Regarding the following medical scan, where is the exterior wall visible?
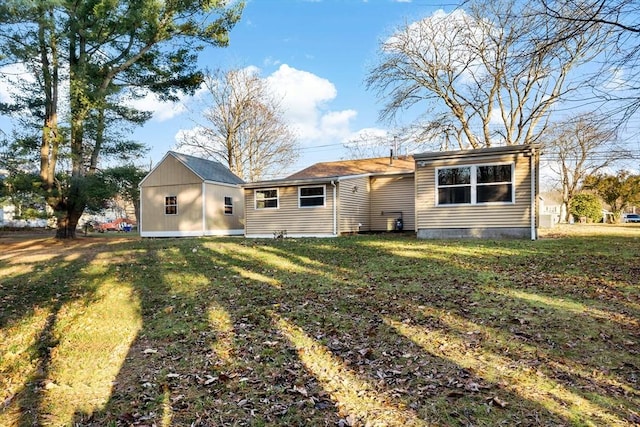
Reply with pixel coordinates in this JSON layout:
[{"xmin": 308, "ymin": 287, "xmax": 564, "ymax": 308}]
[
  {"xmin": 244, "ymin": 184, "xmax": 336, "ymax": 237},
  {"xmin": 142, "ymin": 154, "xmax": 202, "ymax": 187},
  {"xmin": 140, "ymin": 183, "xmax": 203, "ymax": 235},
  {"xmin": 338, "ymin": 176, "xmax": 371, "ymax": 233},
  {"xmin": 415, "ymin": 151, "xmax": 533, "ymax": 238},
  {"xmin": 370, "ymin": 174, "xmax": 415, "ymax": 231},
  {"xmin": 204, "ymin": 183, "xmax": 244, "ymax": 235},
  {"xmin": 140, "ymin": 156, "xmax": 244, "ymax": 237}
]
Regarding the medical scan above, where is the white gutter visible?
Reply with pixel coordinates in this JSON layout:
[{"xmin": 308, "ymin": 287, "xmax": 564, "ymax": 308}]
[
  {"xmin": 139, "ymin": 186, "xmax": 143, "ymax": 235},
  {"xmin": 202, "ymin": 182, "xmax": 206, "ymax": 236},
  {"xmin": 529, "ymin": 147, "xmax": 536, "ymax": 241},
  {"xmin": 331, "ymin": 180, "xmax": 337, "ymax": 236}
]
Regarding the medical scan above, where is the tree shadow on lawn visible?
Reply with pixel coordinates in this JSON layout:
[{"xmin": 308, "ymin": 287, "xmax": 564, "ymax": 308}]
[
  {"xmin": 351, "ymin": 236, "xmax": 640, "ymax": 423},
  {"xmin": 74, "ymin": 236, "xmax": 624, "ymax": 426},
  {"xmin": 0, "ymin": 238, "xmax": 123, "ymax": 426}
]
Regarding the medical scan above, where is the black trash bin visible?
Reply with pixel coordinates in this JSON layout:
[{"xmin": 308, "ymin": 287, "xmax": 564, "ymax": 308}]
[{"xmin": 395, "ymin": 217, "xmax": 404, "ymax": 231}]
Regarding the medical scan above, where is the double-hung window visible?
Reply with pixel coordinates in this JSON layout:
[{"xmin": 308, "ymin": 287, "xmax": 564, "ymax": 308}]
[
  {"xmin": 299, "ymin": 185, "xmax": 325, "ymax": 208},
  {"xmin": 476, "ymin": 164, "xmax": 513, "ymax": 203},
  {"xmin": 436, "ymin": 163, "xmax": 513, "ymax": 205},
  {"xmin": 255, "ymin": 189, "xmax": 278, "ymax": 209},
  {"xmin": 165, "ymin": 196, "xmax": 178, "ymax": 215},
  {"xmin": 437, "ymin": 167, "xmax": 471, "ymax": 204},
  {"xmin": 224, "ymin": 196, "xmax": 233, "ymax": 215}
]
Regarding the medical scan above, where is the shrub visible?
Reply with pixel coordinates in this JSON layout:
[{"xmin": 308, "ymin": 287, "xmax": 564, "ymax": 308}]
[{"xmin": 570, "ymin": 193, "xmax": 603, "ymax": 223}]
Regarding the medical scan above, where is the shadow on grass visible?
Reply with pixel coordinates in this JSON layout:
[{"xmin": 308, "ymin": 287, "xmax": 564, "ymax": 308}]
[
  {"xmin": 5, "ymin": 234, "xmax": 636, "ymax": 425},
  {"xmin": 0, "ymin": 238, "xmax": 115, "ymax": 425},
  {"xmin": 74, "ymin": 235, "xmax": 635, "ymax": 426}
]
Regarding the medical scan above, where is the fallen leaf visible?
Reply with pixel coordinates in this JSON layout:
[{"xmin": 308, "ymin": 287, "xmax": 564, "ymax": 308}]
[
  {"xmin": 292, "ymin": 385, "xmax": 308, "ymax": 397},
  {"xmin": 489, "ymin": 396, "xmax": 508, "ymax": 408}
]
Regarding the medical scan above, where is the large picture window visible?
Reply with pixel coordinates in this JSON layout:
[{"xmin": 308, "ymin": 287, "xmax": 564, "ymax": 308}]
[
  {"xmin": 255, "ymin": 189, "xmax": 278, "ymax": 209},
  {"xmin": 299, "ymin": 185, "xmax": 326, "ymax": 207},
  {"xmin": 436, "ymin": 163, "xmax": 513, "ymax": 205},
  {"xmin": 165, "ymin": 196, "xmax": 178, "ymax": 215}
]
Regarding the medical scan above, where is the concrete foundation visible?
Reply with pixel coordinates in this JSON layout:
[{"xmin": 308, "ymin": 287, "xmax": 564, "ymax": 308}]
[{"xmin": 417, "ymin": 227, "xmax": 534, "ymax": 239}]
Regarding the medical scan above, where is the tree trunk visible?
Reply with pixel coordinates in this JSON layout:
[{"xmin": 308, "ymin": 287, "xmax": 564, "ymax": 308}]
[{"xmin": 55, "ymin": 208, "xmax": 83, "ymax": 239}]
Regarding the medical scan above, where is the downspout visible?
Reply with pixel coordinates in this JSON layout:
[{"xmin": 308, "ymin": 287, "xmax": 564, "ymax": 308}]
[
  {"xmin": 139, "ymin": 186, "xmax": 143, "ymax": 235},
  {"xmin": 202, "ymin": 182, "xmax": 206, "ymax": 236},
  {"xmin": 331, "ymin": 180, "xmax": 337, "ymax": 236},
  {"xmin": 529, "ymin": 147, "xmax": 537, "ymax": 241}
]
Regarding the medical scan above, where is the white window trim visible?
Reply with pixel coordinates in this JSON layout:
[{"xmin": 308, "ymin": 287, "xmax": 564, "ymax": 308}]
[
  {"xmin": 298, "ymin": 185, "xmax": 326, "ymax": 208},
  {"xmin": 254, "ymin": 188, "xmax": 279, "ymax": 210},
  {"xmin": 165, "ymin": 195, "xmax": 178, "ymax": 215},
  {"xmin": 435, "ymin": 162, "xmax": 515, "ymax": 206},
  {"xmin": 224, "ymin": 196, "xmax": 233, "ymax": 215}
]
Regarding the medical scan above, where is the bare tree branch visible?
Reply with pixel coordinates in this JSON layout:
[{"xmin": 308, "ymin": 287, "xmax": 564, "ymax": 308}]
[
  {"xmin": 177, "ymin": 68, "xmax": 299, "ymax": 181},
  {"xmin": 366, "ymin": 0, "xmax": 607, "ymax": 149}
]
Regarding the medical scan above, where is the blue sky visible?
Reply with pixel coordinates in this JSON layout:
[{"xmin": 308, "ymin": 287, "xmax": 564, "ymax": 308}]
[
  {"xmin": 131, "ymin": 0, "xmax": 458, "ymax": 174},
  {"xmin": 2, "ymin": 1, "xmax": 636, "ymax": 178}
]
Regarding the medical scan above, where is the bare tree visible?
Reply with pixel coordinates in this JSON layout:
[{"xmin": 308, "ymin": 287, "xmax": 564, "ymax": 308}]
[
  {"xmin": 541, "ymin": 114, "xmax": 629, "ymax": 222},
  {"xmin": 537, "ymin": 0, "xmax": 640, "ymax": 118},
  {"xmin": 177, "ymin": 68, "xmax": 299, "ymax": 182},
  {"xmin": 366, "ymin": 0, "xmax": 608, "ymax": 150},
  {"xmin": 343, "ymin": 121, "xmax": 460, "ymax": 160}
]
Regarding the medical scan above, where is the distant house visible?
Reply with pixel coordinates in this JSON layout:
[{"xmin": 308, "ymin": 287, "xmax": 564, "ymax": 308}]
[
  {"xmin": 414, "ymin": 144, "xmax": 540, "ymax": 239},
  {"xmin": 139, "ymin": 151, "xmax": 244, "ymax": 237},
  {"xmin": 242, "ymin": 156, "xmax": 415, "ymax": 238}
]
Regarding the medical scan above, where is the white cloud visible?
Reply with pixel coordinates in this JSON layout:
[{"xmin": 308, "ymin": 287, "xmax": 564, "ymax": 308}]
[
  {"xmin": 263, "ymin": 56, "xmax": 282, "ymax": 67},
  {"xmin": 173, "ymin": 64, "xmax": 361, "ymax": 167},
  {"xmin": 320, "ymin": 110, "xmax": 358, "ymax": 139},
  {"xmin": 0, "ymin": 80, "xmax": 12, "ymax": 104},
  {"xmin": 0, "ymin": 64, "xmax": 34, "ymax": 103},
  {"xmin": 127, "ymin": 90, "xmax": 194, "ymax": 122},
  {"xmin": 265, "ymin": 64, "xmax": 356, "ymax": 142},
  {"xmin": 345, "ymin": 127, "xmax": 389, "ymax": 142}
]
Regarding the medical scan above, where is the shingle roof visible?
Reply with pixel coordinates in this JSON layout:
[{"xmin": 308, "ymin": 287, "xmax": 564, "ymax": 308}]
[
  {"xmin": 169, "ymin": 151, "xmax": 244, "ymax": 185},
  {"xmin": 285, "ymin": 156, "xmax": 414, "ymax": 180}
]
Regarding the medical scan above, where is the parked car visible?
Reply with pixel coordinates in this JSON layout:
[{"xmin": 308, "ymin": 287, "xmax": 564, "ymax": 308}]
[
  {"xmin": 624, "ymin": 213, "xmax": 640, "ymax": 223},
  {"xmin": 96, "ymin": 218, "xmax": 136, "ymax": 232}
]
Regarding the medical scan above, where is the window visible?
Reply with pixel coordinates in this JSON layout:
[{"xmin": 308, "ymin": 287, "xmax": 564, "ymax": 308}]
[
  {"xmin": 437, "ymin": 167, "xmax": 471, "ymax": 204},
  {"xmin": 224, "ymin": 196, "xmax": 233, "ymax": 215},
  {"xmin": 255, "ymin": 189, "xmax": 278, "ymax": 209},
  {"xmin": 436, "ymin": 163, "xmax": 513, "ymax": 205},
  {"xmin": 165, "ymin": 196, "xmax": 177, "ymax": 215},
  {"xmin": 299, "ymin": 185, "xmax": 326, "ymax": 207},
  {"xmin": 476, "ymin": 164, "xmax": 513, "ymax": 203}
]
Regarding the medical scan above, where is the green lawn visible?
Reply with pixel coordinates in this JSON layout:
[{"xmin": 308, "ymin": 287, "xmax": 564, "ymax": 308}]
[{"xmin": 1, "ymin": 226, "xmax": 639, "ymax": 426}]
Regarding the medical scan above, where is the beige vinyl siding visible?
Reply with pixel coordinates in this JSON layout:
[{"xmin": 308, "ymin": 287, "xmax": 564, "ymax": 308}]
[
  {"xmin": 244, "ymin": 184, "xmax": 335, "ymax": 236},
  {"xmin": 416, "ymin": 153, "xmax": 531, "ymax": 229},
  {"xmin": 142, "ymin": 154, "xmax": 202, "ymax": 186},
  {"xmin": 370, "ymin": 174, "xmax": 415, "ymax": 231},
  {"xmin": 141, "ymin": 183, "xmax": 203, "ymax": 232},
  {"xmin": 204, "ymin": 183, "xmax": 244, "ymax": 231},
  {"xmin": 338, "ymin": 176, "xmax": 371, "ymax": 233}
]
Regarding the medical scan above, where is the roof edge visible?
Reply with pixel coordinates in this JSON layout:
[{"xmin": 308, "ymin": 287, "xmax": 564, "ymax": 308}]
[
  {"xmin": 242, "ymin": 170, "xmax": 414, "ymax": 188},
  {"xmin": 414, "ymin": 144, "xmax": 541, "ymax": 161}
]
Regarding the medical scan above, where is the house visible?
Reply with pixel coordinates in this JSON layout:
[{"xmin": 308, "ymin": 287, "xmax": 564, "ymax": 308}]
[
  {"xmin": 139, "ymin": 151, "xmax": 244, "ymax": 237},
  {"xmin": 414, "ymin": 144, "xmax": 540, "ymax": 239},
  {"xmin": 243, "ymin": 144, "xmax": 540, "ymax": 239},
  {"xmin": 242, "ymin": 156, "xmax": 415, "ymax": 238},
  {"xmin": 539, "ymin": 192, "xmax": 563, "ymax": 228}
]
